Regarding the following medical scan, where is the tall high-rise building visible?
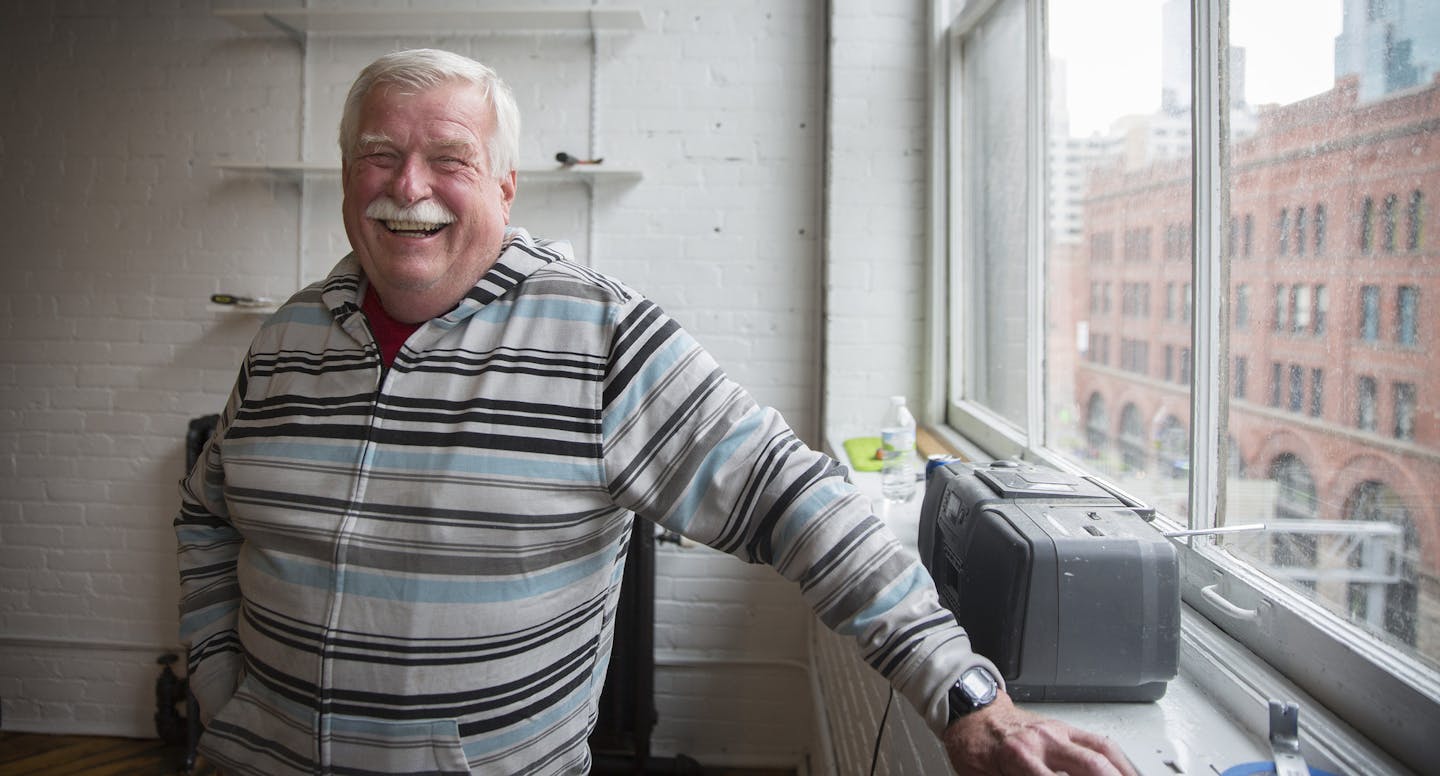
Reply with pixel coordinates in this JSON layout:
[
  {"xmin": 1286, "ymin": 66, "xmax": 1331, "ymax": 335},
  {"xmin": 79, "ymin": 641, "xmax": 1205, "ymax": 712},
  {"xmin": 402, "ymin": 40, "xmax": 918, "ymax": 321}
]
[
  {"xmin": 1335, "ymin": 0, "xmax": 1440, "ymax": 100},
  {"xmin": 1161, "ymin": 0, "xmax": 1248, "ymax": 112}
]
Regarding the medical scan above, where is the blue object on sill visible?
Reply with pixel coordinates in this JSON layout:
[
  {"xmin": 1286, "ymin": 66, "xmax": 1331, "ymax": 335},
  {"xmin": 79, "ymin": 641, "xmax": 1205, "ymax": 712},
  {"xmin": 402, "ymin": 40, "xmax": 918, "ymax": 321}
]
[{"xmin": 1220, "ymin": 763, "xmax": 1341, "ymax": 776}]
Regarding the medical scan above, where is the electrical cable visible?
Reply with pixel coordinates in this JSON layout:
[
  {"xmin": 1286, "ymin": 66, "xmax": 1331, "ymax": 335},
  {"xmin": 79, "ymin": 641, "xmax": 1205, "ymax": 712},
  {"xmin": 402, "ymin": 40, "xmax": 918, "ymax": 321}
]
[{"xmin": 868, "ymin": 687, "xmax": 896, "ymax": 776}]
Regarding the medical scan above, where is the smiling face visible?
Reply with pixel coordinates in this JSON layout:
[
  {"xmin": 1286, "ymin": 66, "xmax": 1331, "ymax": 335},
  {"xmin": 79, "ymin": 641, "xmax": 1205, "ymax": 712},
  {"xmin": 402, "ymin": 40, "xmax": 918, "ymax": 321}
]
[{"xmin": 341, "ymin": 80, "xmax": 517, "ymax": 323}]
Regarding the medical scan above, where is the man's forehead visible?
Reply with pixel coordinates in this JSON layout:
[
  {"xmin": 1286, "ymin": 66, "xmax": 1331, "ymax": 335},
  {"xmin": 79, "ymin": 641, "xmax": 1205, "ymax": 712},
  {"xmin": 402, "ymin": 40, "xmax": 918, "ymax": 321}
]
[
  {"xmin": 358, "ymin": 130, "xmax": 477, "ymax": 149},
  {"xmin": 359, "ymin": 83, "xmax": 491, "ymax": 144}
]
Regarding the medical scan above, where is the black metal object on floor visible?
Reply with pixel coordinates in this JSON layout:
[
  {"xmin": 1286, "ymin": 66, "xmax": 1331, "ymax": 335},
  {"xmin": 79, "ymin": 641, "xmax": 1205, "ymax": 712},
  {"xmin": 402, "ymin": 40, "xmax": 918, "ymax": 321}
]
[{"xmin": 588, "ymin": 518, "xmax": 705, "ymax": 774}]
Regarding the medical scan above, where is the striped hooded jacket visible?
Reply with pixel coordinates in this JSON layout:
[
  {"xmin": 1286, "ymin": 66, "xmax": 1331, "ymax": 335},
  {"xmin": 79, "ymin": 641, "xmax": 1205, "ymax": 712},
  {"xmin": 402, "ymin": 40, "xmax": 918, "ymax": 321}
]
[{"xmin": 175, "ymin": 228, "xmax": 993, "ymax": 775}]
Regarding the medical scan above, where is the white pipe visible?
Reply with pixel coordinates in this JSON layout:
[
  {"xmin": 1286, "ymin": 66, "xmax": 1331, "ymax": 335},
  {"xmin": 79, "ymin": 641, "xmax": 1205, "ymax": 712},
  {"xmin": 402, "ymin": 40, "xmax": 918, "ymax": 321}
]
[
  {"xmin": 0, "ymin": 634, "xmax": 183, "ymax": 654},
  {"xmin": 653, "ymin": 651, "xmax": 811, "ymax": 674}
]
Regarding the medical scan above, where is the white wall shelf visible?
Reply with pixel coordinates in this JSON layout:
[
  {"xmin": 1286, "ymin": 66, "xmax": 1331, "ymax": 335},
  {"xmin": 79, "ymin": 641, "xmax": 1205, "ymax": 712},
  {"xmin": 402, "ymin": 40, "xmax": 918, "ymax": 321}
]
[
  {"xmin": 215, "ymin": 8, "xmax": 645, "ymax": 39},
  {"xmin": 214, "ymin": 162, "xmax": 642, "ymax": 187},
  {"xmin": 207, "ymin": 302, "xmax": 278, "ymax": 316}
]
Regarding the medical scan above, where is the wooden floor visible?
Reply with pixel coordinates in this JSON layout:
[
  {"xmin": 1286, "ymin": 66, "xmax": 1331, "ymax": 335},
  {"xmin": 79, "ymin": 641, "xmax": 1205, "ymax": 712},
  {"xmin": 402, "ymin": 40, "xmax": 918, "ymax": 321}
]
[
  {"xmin": 0, "ymin": 733, "xmax": 205, "ymax": 775},
  {"xmin": 0, "ymin": 732, "xmax": 794, "ymax": 775}
]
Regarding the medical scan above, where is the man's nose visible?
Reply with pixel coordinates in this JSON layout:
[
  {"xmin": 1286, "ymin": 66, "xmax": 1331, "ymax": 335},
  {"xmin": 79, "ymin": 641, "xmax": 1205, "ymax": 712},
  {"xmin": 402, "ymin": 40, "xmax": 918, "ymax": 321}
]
[{"xmin": 388, "ymin": 155, "xmax": 432, "ymax": 205}]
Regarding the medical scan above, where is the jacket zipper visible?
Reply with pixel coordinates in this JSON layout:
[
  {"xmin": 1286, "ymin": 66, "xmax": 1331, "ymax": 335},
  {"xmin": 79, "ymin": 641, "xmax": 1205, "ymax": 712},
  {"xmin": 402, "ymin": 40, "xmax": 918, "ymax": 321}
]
[{"xmin": 315, "ymin": 314, "xmax": 388, "ymax": 773}]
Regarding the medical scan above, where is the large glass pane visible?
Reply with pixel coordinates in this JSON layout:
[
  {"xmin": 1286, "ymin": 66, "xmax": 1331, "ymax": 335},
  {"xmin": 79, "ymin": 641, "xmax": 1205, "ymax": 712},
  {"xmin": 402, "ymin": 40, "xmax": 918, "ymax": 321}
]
[
  {"xmin": 954, "ymin": 0, "xmax": 1028, "ymax": 427},
  {"xmin": 1218, "ymin": 0, "xmax": 1439, "ymax": 671},
  {"xmin": 1046, "ymin": 0, "xmax": 1192, "ymax": 516}
]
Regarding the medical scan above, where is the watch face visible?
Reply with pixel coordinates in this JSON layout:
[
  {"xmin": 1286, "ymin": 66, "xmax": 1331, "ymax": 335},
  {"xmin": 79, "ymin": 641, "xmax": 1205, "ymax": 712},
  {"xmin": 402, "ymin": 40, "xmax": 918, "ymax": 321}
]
[{"xmin": 959, "ymin": 667, "xmax": 999, "ymax": 705}]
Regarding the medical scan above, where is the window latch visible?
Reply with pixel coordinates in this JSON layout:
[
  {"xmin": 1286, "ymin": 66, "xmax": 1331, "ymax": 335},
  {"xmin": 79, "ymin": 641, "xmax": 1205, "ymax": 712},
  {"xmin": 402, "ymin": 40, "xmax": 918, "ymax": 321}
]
[{"xmin": 1268, "ymin": 700, "xmax": 1310, "ymax": 776}]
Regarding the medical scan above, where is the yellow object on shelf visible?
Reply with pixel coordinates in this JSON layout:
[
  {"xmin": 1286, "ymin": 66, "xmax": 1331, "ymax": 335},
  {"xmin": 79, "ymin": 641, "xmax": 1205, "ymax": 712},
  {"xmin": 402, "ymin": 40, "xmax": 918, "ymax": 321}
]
[{"xmin": 842, "ymin": 436, "xmax": 885, "ymax": 472}]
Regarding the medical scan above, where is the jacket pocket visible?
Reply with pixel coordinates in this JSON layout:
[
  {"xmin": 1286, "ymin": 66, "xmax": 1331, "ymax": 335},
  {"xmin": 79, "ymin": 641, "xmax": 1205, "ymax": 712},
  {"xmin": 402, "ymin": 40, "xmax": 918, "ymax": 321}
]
[
  {"xmin": 325, "ymin": 713, "xmax": 471, "ymax": 776},
  {"xmin": 198, "ymin": 673, "xmax": 320, "ymax": 775}
]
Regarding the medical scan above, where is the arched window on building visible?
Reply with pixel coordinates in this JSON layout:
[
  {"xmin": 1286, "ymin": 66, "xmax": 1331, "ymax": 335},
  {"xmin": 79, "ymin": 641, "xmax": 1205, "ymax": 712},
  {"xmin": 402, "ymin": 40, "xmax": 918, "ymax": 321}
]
[
  {"xmin": 1118, "ymin": 403, "xmax": 1147, "ymax": 472},
  {"xmin": 1084, "ymin": 392, "xmax": 1108, "ymax": 456},
  {"xmin": 1269, "ymin": 453, "xmax": 1319, "ymax": 589},
  {"xmin": 1345, "ymin": 481, "xmax": 1420, "ymax": 647},
  {"xmin": 1156, "ymin": 415, "xmax": 1188, "ymax": 479}
]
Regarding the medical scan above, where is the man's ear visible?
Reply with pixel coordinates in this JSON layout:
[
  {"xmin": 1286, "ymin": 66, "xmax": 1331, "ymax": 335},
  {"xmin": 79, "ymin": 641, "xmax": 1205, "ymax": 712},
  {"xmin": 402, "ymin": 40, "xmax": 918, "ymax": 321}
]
[{"xmin": 499, "ymin": 169, "xmax": 517, "ymax": 224}]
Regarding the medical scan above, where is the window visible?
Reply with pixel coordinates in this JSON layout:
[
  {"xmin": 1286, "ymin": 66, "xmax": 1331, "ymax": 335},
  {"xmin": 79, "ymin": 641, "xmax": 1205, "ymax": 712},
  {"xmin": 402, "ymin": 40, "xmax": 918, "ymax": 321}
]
[
  {"xmin": 1384, "ymin": 193, "xmax": 1398, "ymax": 252},
  {"xmin": 1084, "ymin": 393, "xmax": 1109, "ymax": 452},
  {"xmin": 1296, "ymin": 206, "xmax": 1307, "ymax": 256},
  {"xmin": 1357, "ymin": 376, "xmax": 1378, "ymax": 431},
  {"xmin": 952, "ymin": 0, "xmax": 1028, "ymax": 429},
  {"xmin": 1235, "ymin": 283, "xmax": 1250, "ymax": 329},
  {"xmin": 1397, "ymin": 285, "xmax": 1418, "ymax": 345},
  {"xmin": 1156, "ymin": 416, "xmax": 1188, "ymax": 479},
  {"xmin": 944, "ymin": 2, "xmax": 1436, "ymax": 769},
  {"xmin": 1274, "ymin": 283, "xmax": 1288, "ymax": 332},
  {"xmin": 1118, "ymin": 402, "xmax": 1147, "ymax": 471},
  {"xmin": 1293, "ymin": 285, "xmax": 1312, "ymax": 334},
  {"xmin": 1264, "ymin": 454, "xmax": 1320, "ymax": 587},
  {"xmin": 1166, "ymin": 223, "xmax": 1182, "ymax": 260},
  {"xmin": 1361, "ymin": 195, "xmax": 1375, "ymax": 253},
  {"xmin": 1092, "ymin": 231, "xmax": 1113, "ymax": 262},
  {"xmin": 1407, "ymin": 190, "xmax": 1423, "ymax": 251},
  {"xmin": 1121, "ymin": 337, "xmax": 1149, "ymax": 374},
  {"xmin": 1394, "ymin": 382, "xmax": 1416, "ymax": 441},
  {"xmin": 1124, "ymin": 227, "xmax": 1152, "ymax": 261},
  {"xmin": 1121, "ymin": 282, "xmax": 1151, "ymax": 318},
  {"xmin": 1360, "ymin": 285, "xmax": 1381, "ymax": 341},
  {"xmin": 1279, "ymin": 207, "xmax": 1291, "ymax": 256}
]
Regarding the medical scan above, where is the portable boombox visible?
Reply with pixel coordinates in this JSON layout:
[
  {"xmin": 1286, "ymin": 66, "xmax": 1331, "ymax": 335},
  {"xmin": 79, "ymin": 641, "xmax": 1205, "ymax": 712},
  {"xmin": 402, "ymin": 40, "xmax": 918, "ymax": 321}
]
[{"xmin": 918, "ymin": 460, "xmax": 1179, "ymax": 702}]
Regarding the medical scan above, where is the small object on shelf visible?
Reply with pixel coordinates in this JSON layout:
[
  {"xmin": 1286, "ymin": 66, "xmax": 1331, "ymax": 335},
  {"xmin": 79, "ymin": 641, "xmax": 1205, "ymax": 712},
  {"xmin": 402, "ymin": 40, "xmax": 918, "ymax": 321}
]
[
  {"xmin": 841, "ymin": 436, "xmax": 884, "ymax": 472},
  {"xmin": 555, "ymin": 151, "xmax": 604, "ymax": 167},
  {"xmin": 211, "ymin": 293, "xmax": 274, "ymax": 308}
]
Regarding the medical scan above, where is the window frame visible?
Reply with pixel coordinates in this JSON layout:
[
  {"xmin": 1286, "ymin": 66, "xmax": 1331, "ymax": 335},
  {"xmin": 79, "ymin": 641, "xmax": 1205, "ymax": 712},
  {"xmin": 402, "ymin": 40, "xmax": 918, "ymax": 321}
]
[{"xmin": 932, "ymin": 1, "xmax": 1439, "ymax": 772}]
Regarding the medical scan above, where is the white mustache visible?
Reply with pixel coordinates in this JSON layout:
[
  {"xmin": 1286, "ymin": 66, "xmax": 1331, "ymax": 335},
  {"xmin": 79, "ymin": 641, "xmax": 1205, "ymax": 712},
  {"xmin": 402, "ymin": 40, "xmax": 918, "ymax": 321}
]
[{"xmin": 365, "ymin": 197, "xmax": 456, "ymax": 224}]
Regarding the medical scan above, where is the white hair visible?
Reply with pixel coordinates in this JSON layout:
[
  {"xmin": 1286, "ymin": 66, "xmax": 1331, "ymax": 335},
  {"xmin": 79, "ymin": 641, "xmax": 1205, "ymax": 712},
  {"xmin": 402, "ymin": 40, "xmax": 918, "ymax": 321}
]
[{"xmin": 338, "ymin": 49, "xmax": 520, "ymax": 180}]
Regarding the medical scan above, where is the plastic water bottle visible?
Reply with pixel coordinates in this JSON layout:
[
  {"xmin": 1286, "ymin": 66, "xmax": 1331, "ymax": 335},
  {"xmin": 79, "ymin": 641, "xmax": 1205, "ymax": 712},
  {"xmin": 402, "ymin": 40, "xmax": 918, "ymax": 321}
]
[{"xmin": 879, "ymin": 395, "xmax": 917, "ymax": 502}]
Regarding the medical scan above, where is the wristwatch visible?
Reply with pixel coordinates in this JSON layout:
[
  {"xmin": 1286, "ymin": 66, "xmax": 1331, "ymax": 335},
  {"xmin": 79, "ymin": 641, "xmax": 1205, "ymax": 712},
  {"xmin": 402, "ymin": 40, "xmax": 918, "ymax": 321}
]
[{"xmin": 947, "ymin": 665, "xmax": 1001, "ymax": 722}]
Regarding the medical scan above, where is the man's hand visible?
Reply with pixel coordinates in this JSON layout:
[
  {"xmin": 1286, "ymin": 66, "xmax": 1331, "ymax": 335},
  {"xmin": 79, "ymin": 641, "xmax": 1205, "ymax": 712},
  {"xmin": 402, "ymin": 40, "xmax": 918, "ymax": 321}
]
[{"xmin": 942, "ymin": 692, "xmax": 1138, "ymax": 775}]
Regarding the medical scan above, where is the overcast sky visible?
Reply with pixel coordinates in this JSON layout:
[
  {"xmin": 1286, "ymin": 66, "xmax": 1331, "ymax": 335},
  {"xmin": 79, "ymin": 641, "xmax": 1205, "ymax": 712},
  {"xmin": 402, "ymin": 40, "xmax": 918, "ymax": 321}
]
[{"xmin": 1050, "ymin": 0, "xmax": 1344, "ymax": 136}]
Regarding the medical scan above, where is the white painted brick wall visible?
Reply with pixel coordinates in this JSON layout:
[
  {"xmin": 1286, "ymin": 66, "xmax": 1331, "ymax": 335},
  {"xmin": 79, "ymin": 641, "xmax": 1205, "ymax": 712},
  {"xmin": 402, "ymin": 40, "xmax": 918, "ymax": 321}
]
[
  {"xmin": 0, "ymin": 0, "xmax": 930, "ymax": 768},
  {"xmin": 824, "ymin": 0, "xmax": 932, "ymax": 439},
  {"xmin": 812, "ymin": 626, "xmax": 950, "ymax": 775}
]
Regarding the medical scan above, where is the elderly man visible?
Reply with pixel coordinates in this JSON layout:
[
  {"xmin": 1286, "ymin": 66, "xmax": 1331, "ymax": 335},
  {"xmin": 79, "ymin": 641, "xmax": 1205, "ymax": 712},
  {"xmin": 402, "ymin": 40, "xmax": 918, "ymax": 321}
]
[{"xmin": 176, "ymin": 49, "xmax": 1136, "ymax": 776}]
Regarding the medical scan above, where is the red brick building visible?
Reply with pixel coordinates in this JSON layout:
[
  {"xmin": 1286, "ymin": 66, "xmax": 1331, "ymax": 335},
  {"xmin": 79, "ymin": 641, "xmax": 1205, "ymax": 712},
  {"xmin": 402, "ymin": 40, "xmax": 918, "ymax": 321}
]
[{"xmin": 1071, "ymin": 73, "xmax": 1440, "ymax": 661}]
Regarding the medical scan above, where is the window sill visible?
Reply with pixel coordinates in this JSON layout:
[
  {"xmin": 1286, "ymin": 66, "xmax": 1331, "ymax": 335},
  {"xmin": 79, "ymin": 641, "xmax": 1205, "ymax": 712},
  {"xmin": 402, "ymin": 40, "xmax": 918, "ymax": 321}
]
[{"xmin": 824, "ymin": 432, "xmax": 1409, "ymax": 774}]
